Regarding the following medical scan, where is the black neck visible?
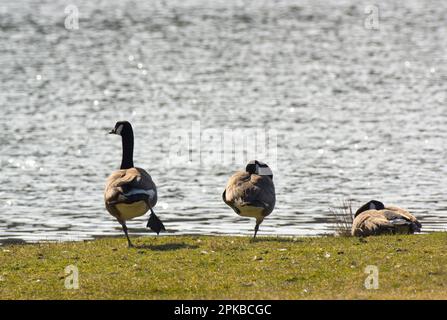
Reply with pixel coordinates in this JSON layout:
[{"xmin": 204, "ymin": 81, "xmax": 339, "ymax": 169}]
[{"xmin": 120, "ymin": 130, "xmax": 134, "ymax": 169}]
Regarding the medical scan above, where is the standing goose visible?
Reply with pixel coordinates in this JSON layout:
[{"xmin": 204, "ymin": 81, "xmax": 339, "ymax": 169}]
[
  {"xmin": 222, "ymin": 160, "xmax": 276, "ymax": 238},
  {"xmin": 104, "ymin": 121, "xmax": 165, "ymax": 247},
  {"xmin": 351, "ymin": 200, "xmax": 421, "ymax": 237}
]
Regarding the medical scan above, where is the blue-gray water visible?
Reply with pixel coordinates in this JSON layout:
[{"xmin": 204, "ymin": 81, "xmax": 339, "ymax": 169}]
[{"xmin": 1, "ymin": 0, "xmax": 446, "ymax": 243}]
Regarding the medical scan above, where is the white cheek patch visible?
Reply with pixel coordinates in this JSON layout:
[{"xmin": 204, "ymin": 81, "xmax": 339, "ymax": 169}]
[
  {"xmin": 369, "ymin": 203, "xmax": 376, "ymax": 210},
  {"xmin": 116, "ymin": 124, "xmax": 123, "ymax": 135},
  {"xmin": 257, "ymin": 166, "xmax": 273, "ymax": 176}
]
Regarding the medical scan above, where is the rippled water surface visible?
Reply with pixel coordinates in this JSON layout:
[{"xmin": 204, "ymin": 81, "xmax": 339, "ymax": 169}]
[{"xmin": 1, "ymin": 0, "xmax": 447, "ymax": 242}]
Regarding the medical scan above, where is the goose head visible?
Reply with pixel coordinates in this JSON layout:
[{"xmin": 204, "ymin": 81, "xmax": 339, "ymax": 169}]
[
  {"xmin": 355, "ymin": 200, "xmax": 385, "ymax": 217},
  {"xmin": 109, "ymin": 121, "xmax": 133, "ymax": 136},
  {"xmin": 246, "ymin": 160, "xmax": 273, "ymax": 179}
]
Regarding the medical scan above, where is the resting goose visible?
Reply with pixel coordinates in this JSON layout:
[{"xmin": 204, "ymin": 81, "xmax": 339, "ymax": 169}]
[
  {"xmin": 351, "ymin": 200, "xmax": 421, "ymax": 237},
  {"xmin": 222, "ymin": 160, "xmax": 276, "ymax": 238},
  {"xmin": 104, "ymin": 121, "xmax": 165, "ymax": 247}
]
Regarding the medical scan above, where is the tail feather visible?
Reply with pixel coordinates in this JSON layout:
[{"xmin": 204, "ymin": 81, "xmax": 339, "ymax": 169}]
[
  {"xmin": 390, "ymin": 218, "xmax": 421, "ymax": 234},
  {"xmin": 411, "ymin": 222, "xmax": 421, "ymax": 233}
]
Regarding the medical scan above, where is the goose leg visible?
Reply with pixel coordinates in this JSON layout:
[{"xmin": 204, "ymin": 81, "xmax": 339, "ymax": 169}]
[
  {"xmin": 147, "ymin": 208, "xmax": 166, "ymax": 235},
  {"xmin": 253, "ymin": 222, "xmax": 260, "ymax": 239},
  {"xmin": 253, "ymin": 218, "xmax": 264, "ymax": 239},
  {"xmin": 120, "ymin": 222, "xmax": 134, "ymax": 248}
]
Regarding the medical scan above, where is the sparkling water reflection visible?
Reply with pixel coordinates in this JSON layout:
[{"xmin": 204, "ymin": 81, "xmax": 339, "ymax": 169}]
[{"xmin": 0, "ymin": 0, "xmax": 446, "ymax": 242}]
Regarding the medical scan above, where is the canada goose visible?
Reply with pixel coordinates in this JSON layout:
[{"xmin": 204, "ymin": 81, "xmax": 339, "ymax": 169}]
[
  {"xmin": 104, "ymin": 121, "xmax": 165, "ymax": 247},
  {"xmin": 351, "ymin": 200, "xmax": 421, "ymax": 237},
  {"xmin": 222, "ymin": 160, "xmax": 276, "ymax": 238}
]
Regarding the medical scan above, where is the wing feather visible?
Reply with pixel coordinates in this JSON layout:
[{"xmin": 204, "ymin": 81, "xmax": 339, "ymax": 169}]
[
  {"xmin": 352, "ymin": 207, "xmax": 421, "ymax": 236},
  {"xmin": 223, "ymin": 171, "xmax": 275, "ymax": 217},
  {"xmin": 104, "ymin": 167, "xmax": 157, "ymax": 219}
]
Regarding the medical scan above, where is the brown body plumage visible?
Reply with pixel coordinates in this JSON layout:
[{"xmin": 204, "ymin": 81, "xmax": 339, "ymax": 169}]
[
  {"xmin": 104, "ymin": 167, "xmax": 157, "ymax": 221},
  {"xmin": 352, "ymin": 200, "xmax": 421, "ymax": 237},
  {"xmin": 223, "ymin": 160, "xmax": 275, "ymax": 238}
]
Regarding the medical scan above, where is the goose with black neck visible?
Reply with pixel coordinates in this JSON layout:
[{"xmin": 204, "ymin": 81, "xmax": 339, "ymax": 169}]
[{"xmin": 104, "ymin": 121, "xmax": 165, "ymax": 247}]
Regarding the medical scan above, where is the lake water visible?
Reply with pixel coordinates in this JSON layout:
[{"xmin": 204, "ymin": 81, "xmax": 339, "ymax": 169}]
[{"xmin": 1, "ymin": 0, "xmax": 447, "ymax": 243}]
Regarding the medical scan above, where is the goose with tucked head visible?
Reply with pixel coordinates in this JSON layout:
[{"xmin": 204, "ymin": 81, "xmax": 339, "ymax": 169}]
[
  {"xmin": 104, "ymin": 121, "xmax": 165, "ymax": 247},
  {"xmin": 222, "ymin": 160, "xmax": 276, "ymax": 238},
  {"xmin": 352, "ymin": 200, "xmax": 421, "ymax": 237}
]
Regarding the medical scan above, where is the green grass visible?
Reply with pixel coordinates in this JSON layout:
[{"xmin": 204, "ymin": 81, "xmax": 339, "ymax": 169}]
[{"xmin": 0, "ymin": 233, "xmax": 446, "ymax": 299}]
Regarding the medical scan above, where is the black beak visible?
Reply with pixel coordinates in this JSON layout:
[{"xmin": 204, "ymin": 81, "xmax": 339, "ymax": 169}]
[{"xmin": 108, "ymin": 129, "xmax": 116, "ymax": 134}]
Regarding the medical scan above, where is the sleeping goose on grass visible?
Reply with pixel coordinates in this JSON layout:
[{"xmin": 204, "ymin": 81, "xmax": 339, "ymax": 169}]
[
  {"xmin": 222, "ymin": 160, "xmax": 276, "ymax": 238},
  {"xmin": 351, "ymin": 200, "xmax": 421, "ymax": 237},
  {"xmin": 104, "ymin": 121, "xmax": 165, "ymax": 247}
]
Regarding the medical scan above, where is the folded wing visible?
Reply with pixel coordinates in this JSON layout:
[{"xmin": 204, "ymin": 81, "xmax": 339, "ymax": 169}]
[
  {"xmin": 352, "ymin": 206, "xmax": 421, "ymax": 237},
  {"xmin": 105, "ymin": 168, "xmax": 157, "ymax": 220},
  {"xmin": 223, "ymin": 171, "xmax": 275, "ymax": 218}
]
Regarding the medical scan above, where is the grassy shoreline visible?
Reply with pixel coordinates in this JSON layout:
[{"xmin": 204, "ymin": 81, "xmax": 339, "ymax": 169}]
[{"xmin": 0, "ymin": 233, "xmax": 446, "ymax": 299}]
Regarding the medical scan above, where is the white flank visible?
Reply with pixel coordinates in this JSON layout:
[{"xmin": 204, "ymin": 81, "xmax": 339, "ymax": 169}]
[{"xmin": 124, "ymin": 189, "xmax": 155, "ymax": 200}]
